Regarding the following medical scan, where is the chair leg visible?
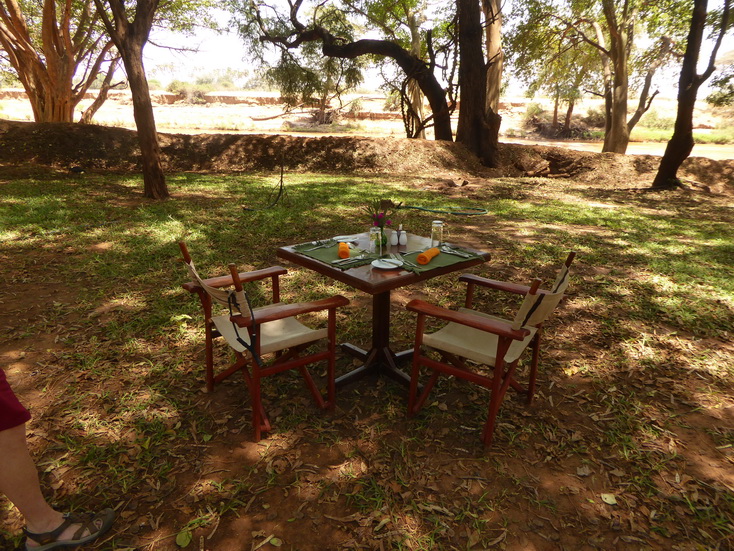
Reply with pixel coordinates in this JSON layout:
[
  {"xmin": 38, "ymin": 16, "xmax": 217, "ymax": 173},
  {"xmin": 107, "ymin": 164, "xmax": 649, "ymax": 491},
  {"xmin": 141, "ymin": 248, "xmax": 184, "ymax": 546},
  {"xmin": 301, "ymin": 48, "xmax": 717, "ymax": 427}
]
[
  {"xmin": 205, "ymin": 323, "xmax": 215, "ymax": 393},
  {"xmin": 326, "ymin": 308, "xmax": 337, "ymax": 410},
  {"xmin": 298, "ymin": 365, "xmax": 327, "ymax": 409},
  {"xmin": 482, "ymin": 339, "xmax": 513, "ymax": 447},
  {"xmin": 249, "ymin": 357, "xmax": 264, "ymax": 441},
  {"xmin": 408, "ymin": 353, "xmax": 421, "ymax": 416},
  {"xmin": 527, "ymin": 330, "xmax": 542, "ymax": 405}
]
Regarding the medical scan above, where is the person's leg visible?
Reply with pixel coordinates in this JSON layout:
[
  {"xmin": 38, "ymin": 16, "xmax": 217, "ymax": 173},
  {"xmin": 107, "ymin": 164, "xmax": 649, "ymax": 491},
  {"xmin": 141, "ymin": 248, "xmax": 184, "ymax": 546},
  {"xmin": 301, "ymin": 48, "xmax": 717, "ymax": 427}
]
[
  {"xmin": 0, "ymin": 423, "xmax": 114, "ymax": 549},
  {"xmin": 0, "ymin": 423, "xmax": 64, "ymax": 536}
]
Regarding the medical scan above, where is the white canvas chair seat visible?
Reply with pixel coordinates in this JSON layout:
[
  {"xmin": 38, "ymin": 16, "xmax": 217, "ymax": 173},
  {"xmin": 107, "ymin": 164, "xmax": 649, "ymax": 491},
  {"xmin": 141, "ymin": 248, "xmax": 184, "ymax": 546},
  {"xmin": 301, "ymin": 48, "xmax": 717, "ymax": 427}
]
[
  {"xmin": 423, "ymin": 308, "xmax": 538, "ymax": 366},
  {"xmin": 212, "ymin": 309, "xmax": 328, "ymax": 355}
]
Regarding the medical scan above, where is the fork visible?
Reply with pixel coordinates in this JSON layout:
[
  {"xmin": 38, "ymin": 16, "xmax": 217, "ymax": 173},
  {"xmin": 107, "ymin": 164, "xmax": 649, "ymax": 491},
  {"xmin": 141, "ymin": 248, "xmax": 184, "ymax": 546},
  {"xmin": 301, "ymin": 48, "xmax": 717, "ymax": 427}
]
[
  {"xmin": 440, "ymin": 245, "xmax": 472, "ymax": 258},
  {"xmin": 303, "ymin": 240, "xmax": 335, "ymax": 252}
]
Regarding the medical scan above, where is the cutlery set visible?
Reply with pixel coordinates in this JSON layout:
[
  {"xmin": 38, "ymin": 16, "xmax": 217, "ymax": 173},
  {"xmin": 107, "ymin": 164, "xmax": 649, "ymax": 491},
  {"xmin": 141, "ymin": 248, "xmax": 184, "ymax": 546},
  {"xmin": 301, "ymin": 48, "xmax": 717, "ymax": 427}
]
[{"xmin": 305, "ymin": 241, "xmax": 474, "ymax": 269}]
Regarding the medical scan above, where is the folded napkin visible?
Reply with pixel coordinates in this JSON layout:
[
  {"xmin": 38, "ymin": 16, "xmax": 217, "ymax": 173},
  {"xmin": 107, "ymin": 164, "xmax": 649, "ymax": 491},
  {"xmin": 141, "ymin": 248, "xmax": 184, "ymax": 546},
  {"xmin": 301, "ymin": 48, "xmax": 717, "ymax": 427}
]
[
  {"xmin": 338, "ymin": 242, "xmax": 350, "ymax": 259},
  {"xmin": 417, "ymin": 247, "xmax": 440, "ymax": 265}
]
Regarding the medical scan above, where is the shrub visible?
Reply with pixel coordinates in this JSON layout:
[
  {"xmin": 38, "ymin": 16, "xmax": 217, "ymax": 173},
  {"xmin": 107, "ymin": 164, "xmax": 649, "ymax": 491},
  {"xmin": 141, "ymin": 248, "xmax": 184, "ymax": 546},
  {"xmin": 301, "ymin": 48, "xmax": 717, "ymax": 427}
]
[
  {"xmin": 523, "ymin": 102, "xmax": 545, "ymax": 122},
  {"xmin": 349, "ymin": 97, "xmax": 363, "ymax": 115},
  {"xmin": 640, "ymin": 108, "xmax": 675, "ymax": 130},
  {"xmin": 166, "ymin": 80, "xmax": 213, "ymax": 104},
  {"xmin": 582, "ymin": 107, "xmax": 606, "ymax": 128},
  {"xmin": 383, "ymin": 91, "xmax": 400, "ymax": 112}
]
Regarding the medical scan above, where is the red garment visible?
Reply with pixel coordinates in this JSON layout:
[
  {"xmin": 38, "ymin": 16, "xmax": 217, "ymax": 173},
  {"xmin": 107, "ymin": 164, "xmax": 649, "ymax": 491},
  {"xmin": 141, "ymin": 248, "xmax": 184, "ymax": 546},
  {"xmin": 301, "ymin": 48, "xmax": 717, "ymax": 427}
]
[{"xmin": 0, "ymin": 368, "xmax": 31, "ymax": 431}]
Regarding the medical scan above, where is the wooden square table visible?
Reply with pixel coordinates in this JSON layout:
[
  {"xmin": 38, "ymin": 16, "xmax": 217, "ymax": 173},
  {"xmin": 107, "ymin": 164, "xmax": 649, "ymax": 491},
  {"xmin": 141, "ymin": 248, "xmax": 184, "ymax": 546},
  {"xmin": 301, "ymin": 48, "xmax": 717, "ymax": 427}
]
[{"xmin": 277, "ymin": 232, "xmax": 490, "ymax": 387}]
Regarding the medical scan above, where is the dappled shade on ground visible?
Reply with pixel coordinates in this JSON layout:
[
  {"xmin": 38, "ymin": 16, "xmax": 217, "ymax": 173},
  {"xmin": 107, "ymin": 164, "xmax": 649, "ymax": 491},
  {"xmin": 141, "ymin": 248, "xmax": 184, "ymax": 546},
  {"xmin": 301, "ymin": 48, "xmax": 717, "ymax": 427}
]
[{"xmin": 0, "ymin": 140, "xmax": 733, "ymax": 549}]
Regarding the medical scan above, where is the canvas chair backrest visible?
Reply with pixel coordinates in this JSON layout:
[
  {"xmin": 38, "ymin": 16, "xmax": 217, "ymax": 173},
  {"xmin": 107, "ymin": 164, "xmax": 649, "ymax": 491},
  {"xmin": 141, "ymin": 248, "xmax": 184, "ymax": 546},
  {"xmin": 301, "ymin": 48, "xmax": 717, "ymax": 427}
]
[
  {"xmin": 183, "ymin": 258, "xmax": 248, "ymax": 315},
  {"xmin": 511, "ymin": 259, "xmax": 572, "ymax": 331}
]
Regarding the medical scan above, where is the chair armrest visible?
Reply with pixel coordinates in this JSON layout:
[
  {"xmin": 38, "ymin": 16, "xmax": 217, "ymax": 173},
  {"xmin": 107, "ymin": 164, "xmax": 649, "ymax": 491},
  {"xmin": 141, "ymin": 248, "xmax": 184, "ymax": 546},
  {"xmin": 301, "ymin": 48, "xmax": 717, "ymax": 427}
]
[
  {"xmin": 230, "ymin": 295, "xmax": 350, "ymax": 327},
  {"xmin": 459, "ymin": 274, "xmax": 533, "ymax": 296},
  {"xmin": 182, "ymin": 266, "xmax": 288, "ymax": 293},
  {"xmin": 406, "ymin": 299, "xmax": 530, "ymax": 341},
  {"xmin": 459, "ymin": 274, "xmax": 551, "ymax": 297}
]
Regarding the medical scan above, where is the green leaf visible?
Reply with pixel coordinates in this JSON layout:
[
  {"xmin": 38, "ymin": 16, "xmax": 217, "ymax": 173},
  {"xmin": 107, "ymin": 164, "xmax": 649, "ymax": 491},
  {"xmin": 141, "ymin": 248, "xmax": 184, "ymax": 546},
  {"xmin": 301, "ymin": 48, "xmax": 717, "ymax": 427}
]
[
  {"xmin": 269, "ymin": 537, "xmax": 283, "ymax": 546},
  {"xmin": 176, "ymin": 529, "xmax": 193, "ymax": 548}
]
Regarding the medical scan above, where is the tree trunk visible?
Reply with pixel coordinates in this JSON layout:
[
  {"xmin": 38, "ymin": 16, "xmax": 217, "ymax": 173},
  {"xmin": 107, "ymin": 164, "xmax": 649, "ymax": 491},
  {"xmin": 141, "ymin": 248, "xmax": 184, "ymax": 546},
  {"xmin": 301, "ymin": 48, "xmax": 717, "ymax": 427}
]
[
  {"xmin": 80, "ymin": 60, "xmax": 120, "ymax": 124},
  {"xmin": 456, "ymin": 0, "xmax": 500, "ymax": 167},
  {"xmin": 120, "ymin": 40, "xmax": 168, "ymax": 199},
  {"xmin": 0, "ymin": 0, "xmax": 116, "ymax": 123},
  {"xmin": 600, "ymin": 0, "xmax": 631, "ymax": 153},
  {"xmin": 482, "ymin": 0, "xmax": 503, "ymax": 113},
  {"xmin": 564, "ymin": 100, "xmax": 575, "ymax": 132},
  {"xmin": 320, "ymin": 39, "xmax": 453, "ymax": 141},
  {"xmin": 652, "ymin": 0, "xmax": 721, "ymax": 189},
  {"xmin": 407, "ymin": 13, "xmax": 425, "ymax": 139}
]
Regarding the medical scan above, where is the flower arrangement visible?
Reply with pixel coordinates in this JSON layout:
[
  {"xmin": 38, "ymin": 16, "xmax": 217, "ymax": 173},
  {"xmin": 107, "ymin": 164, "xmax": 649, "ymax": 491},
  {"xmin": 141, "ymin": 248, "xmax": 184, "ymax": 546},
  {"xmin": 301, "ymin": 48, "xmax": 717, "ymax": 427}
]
[{"xmin": 363, "ymin": 199, "xmax": 395, "ymax": 229}]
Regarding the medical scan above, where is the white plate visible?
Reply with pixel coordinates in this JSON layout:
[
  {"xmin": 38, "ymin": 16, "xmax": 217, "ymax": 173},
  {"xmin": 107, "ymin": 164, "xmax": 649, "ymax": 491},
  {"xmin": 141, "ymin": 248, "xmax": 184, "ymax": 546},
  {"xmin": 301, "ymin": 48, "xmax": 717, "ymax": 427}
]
[{"xmin": 371, "ymin": 259, "xmax": 403, "ymax": 269}]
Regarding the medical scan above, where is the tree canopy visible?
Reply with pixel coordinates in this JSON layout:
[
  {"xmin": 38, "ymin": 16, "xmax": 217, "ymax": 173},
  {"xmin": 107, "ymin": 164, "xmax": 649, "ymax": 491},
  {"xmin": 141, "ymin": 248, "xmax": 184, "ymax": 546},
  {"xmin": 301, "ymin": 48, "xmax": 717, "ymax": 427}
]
[
  {"xmin": 0, "ymin": 0, "xmax": 119, "ymax": 122},
  {"xmin": 505, "ymin": 0, "xmax": 691, "ymax": 153},
  {"xmin": 235, "ymin": 0, "xmax": 454, "ymax": 141}
]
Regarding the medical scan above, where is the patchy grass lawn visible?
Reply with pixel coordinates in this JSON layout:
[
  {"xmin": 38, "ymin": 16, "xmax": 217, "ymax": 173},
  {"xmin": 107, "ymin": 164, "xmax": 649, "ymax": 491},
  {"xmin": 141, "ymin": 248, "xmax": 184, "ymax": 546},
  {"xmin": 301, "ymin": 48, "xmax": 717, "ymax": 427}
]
[{"xmin": 1, "ymin": 165, "xmax": 733, "ymax": 550}]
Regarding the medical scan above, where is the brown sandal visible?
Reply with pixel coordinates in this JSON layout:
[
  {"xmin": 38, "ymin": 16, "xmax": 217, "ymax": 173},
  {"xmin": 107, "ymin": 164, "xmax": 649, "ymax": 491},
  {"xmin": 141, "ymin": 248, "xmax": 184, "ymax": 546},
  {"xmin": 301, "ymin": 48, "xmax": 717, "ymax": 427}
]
[{"xmin": 24, "ymin": 508, "xmax": 115, "ymax": 550}]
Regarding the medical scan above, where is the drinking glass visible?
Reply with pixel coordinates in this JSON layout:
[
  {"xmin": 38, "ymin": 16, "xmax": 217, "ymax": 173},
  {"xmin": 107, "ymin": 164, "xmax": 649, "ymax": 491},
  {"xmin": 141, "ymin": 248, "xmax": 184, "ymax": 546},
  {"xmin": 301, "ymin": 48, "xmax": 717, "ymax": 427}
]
[
  {"xmin": 430, "ymin": 220, "xmax": 444, "ymax": 247},
  {"xmin": 369, "ymin": 227, "xmax": 383, "ymax": 256}
]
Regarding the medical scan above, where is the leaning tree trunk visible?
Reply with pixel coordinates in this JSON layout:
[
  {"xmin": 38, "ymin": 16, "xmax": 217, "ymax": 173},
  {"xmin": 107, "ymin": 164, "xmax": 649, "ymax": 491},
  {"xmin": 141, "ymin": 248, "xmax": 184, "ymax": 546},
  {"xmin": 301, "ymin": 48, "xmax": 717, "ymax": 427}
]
[
  {"xmin": 80, "ymin": 60, "xmax": 120, "ymax": 124},
  {"xmin": 651, "ymin": 0, "xmax": 722, "ymax": 189},
  {"xmin": 483, "ymin": 0, "xmax": 503, "ymax": 113},
  {"xmin": 120, "ymin": 41, "xmax": 168, "ymax": 200},
  {"xmin": 456, "ymin": 0, "xmax": 500, "ymax": 167},
  {"xmin": 601, "ymin": 46, "xmax": 630, "ymax": 152},
  {"xmin": 320, "ymin": 38, "xmax": 453, "ymax": 141},
  {"xmin": 600, "ymin": 0, "xmax": 631, "ymax": 154}
]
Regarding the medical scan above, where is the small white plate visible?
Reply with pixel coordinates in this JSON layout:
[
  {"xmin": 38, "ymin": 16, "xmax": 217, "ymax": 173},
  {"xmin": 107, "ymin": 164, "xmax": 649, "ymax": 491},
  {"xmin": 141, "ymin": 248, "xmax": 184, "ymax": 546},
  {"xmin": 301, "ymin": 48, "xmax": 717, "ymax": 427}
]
[{"xmin": 371, "ymin": 259, "xmax": 403, "ymax": 269}]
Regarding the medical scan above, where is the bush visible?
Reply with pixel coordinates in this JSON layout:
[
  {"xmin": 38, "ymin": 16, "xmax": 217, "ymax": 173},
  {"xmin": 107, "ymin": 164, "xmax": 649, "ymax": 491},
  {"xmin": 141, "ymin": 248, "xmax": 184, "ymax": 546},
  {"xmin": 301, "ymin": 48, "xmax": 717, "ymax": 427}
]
[
  {"xmin": 523, "ymin": 102, "xmax": 546, "ymax": 122},
  {"xmin": 166, "ymin": 80, "xmax": 212, "ymax": 104},
  {"xmin": 582, "ymin": 107, "xmax": 606, "ymax": 128},
  {"xmin": 383, "ymin": 91, "xmax": 400, "ymax": 112},
  {"xmin": 348, "ymin": 98, "xmax": 363, "ymax": 116},
  {"xmin": 640, "ymin": 108, "xmax": 675, "ymax": 130}
]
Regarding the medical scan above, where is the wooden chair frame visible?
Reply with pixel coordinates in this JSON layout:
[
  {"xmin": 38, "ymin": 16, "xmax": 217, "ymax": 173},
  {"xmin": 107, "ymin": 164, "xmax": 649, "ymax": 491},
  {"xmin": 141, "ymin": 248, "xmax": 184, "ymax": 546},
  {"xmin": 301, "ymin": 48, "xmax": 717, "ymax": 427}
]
[
  {"xmin": 406, "ymin": 252, "xmax": 575, "ymax": 447},
  {"xmin": 179, "ymin": 242, "xmax": 349, "ymax": 440}
]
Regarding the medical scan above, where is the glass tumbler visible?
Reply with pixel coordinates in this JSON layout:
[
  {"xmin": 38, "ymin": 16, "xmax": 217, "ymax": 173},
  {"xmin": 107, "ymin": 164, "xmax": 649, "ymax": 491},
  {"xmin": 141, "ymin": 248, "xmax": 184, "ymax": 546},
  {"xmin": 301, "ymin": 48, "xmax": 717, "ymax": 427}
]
[
  {"xmin": 369, "ymin": 226, "xmax": 383, "ymax": 256},
  {"xmin": 430, "ymin": 220, "xmax": 444, "ymax": 247}
]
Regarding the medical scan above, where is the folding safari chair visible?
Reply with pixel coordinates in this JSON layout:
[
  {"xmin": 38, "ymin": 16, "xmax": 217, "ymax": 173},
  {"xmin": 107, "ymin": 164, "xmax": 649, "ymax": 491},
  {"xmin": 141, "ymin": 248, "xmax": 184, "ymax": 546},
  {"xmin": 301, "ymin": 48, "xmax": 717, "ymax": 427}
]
[
  {"xmin": 179, "ymin": 242, "xmax": 349, "ymax": 440},
  {"xmin": 405, "ymin": 252, "xmax": 576, "ymax": 447}
]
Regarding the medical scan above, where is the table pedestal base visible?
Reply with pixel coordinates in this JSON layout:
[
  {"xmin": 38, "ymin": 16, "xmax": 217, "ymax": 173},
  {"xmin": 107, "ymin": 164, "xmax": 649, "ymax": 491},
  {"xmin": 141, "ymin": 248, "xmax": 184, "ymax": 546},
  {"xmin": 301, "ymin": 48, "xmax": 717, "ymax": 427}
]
[{"xmin": 336, "ymin": 344, "xmax": 413, "ymax": 388}]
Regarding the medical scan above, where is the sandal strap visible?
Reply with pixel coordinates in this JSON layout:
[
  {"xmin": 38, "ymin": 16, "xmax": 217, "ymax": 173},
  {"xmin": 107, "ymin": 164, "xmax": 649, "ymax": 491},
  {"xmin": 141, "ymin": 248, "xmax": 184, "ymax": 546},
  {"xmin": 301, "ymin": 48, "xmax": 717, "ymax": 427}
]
[
  {"xmin": 70, "ymin": 512, "xmax": 98, "ymax": 541},
  {"xmin": 22, "ymin": 513, "xmax": 82, "ymax": 545}
]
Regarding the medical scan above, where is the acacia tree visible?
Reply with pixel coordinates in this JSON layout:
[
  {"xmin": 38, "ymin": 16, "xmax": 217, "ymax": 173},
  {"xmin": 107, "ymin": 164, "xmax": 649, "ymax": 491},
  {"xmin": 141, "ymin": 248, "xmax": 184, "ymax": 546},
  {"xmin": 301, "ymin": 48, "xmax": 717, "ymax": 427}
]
[
  {"xmin": 261, "ymin": 5, "xmax": 365, "ymax": 123},
  {"xmin": 92, "ymin": 0, "xmax": 169, "ymax": 199},
  {"xmin": 652, "ymin": 0, "xmax": 731, "ymax": 189},
  {"xmin": 343, "ymin": 0, "xmax": 431, "ymax": 138},
  {"xmin": 483, "ymin": 0, "xmax": 502, "ymax": 114},
  {"xmin": 507, "ymin": 0, "xmax": 688, "ymax": 154},
  {"xmin": 240, "ymin": 0, "xmax": 454, "ymax": 141},
  {"xmin": 0, "ymin": 0, "xmax": 119, "ymax": 122},
  {"xmin": 455, "ymin": 0, "xmax": 500, "ymax": 166}
]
